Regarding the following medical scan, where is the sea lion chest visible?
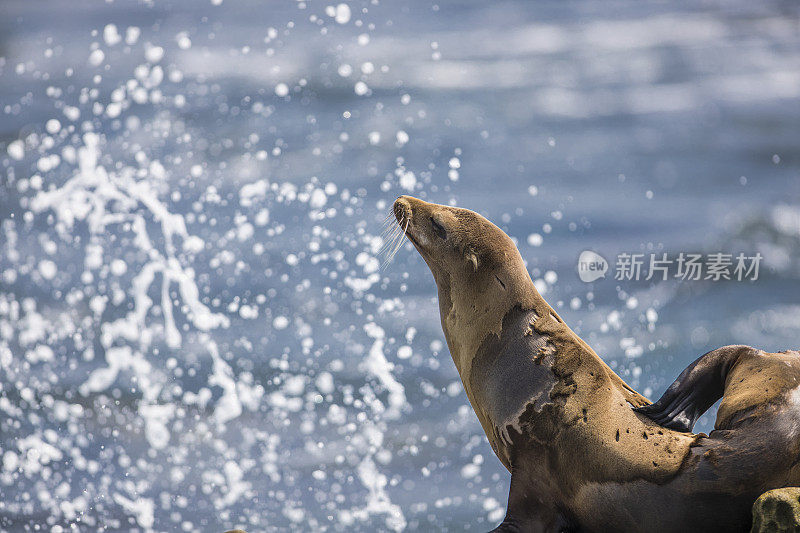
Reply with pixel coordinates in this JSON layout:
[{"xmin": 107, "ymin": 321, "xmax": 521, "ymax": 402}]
[{"xmin": 467, "ymin": 308, "xmax": 557, "ymax": 466}]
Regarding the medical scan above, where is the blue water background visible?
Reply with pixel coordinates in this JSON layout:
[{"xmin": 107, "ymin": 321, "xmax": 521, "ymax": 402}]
[{"xmin": 1, "ymin": 0, "xmax": 799, "ymax": 530}]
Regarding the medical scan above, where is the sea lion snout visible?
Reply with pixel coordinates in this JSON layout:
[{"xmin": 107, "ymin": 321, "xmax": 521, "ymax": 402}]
[
  {"xmin": 393, "ymin": 196, "xmax": 413, "ymax": 225},
  {"xmin": 393, "ymin": 196, "xmax": 524, "ymax": 279},
  {"xmin": 393, "ymin": 195, "xmax": 436, "ymax": 251}
]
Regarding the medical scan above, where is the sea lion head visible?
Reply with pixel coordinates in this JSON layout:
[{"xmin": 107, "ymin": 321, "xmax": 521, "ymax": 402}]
[{"xmin": 393, "ymin": 196, "xmax": 535, "ymax": 371}]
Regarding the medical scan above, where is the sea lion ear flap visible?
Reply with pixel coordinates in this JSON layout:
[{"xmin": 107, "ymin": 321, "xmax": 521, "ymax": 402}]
[{"xmin": 465, "ymin": 249, "xmax": 479, "ymax": 272}]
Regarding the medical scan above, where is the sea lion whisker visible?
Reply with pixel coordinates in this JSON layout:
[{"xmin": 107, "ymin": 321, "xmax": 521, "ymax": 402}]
[
  {"xmin": 385, "ymin": 218, "xmax": 409, "ymax": 265},
  {"xmin": 379, "ymin": 231, "xmax": 401, "ymax": 262},
  {"xmin": 380, "ymin": 224, "xmax": 399, "ymax": 241},
  {"xmin": 379, "ymin": 223, "xmax": 402, "ymax": 254},
  {"xmin": 380, "ymin": 219, "xmax": 401, "ymax": 244},
  {"xmin": 378, "ymin": 233, "xmax": 393, "ymax": 253},
  {"xmin": 384, "ymin": 223, "xmax": 404, "ymax": 258},
  {"xmin": 381, "ymin": 219, "xmax": 407, "ymax": 268},
  {"xmin": 381, "ymin": 213, "xmax": 397, "ymax": 233}
]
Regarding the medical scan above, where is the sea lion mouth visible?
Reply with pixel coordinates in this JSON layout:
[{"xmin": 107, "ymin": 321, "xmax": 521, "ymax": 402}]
[{"xmin": 405, "ymin": 228, "xmax": 422, "ymax": 249}]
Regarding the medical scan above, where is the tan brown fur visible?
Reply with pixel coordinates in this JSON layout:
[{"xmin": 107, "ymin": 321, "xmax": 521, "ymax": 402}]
[
  {"xmin": 717, "ymin": 350, "xmax": 800, "ymax": 429},
  {"xmin": 393, "ymin": 195, "xmax": 800, "ymax": 532}
]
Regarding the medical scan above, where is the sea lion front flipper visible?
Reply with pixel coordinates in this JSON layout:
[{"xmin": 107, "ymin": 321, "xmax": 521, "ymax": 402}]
[{"xmin": 634, "ymin": 345, "xmax": 755, "ymax": 432}]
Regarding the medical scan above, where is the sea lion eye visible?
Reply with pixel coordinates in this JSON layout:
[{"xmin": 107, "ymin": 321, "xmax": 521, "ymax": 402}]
[{"xmin": 430, "ymin": 217, "xmax": 447, "ymax": 239}]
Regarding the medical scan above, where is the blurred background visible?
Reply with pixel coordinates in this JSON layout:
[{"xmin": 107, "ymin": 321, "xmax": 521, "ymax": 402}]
[{"xmin": 1, "ymin": 0, "xmax": 798, "ymax": 530}]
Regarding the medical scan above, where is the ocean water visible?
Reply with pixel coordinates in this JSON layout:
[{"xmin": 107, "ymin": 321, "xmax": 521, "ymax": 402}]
[{"xmin": 1, "ymin": 0, "xmax": 799, "ymax": 531}]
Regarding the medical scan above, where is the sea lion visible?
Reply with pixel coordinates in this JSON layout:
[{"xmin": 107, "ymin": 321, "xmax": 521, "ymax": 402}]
[{"xmin": 392, "ymin": 195, "xmax": 800, "ymax": 533}]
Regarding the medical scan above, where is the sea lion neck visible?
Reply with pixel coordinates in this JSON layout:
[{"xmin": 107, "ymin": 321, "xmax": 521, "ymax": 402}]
[
  {"xmin": 391, "ymin": 196, "xmax": 564, "ymax": 367},
  {"xmin": 390, "ymin": 195, "xmax": 644, "ymax": 408},
  {"xmin": 441, "ymin": 266, "xmax": 553, "ymax": 379}
]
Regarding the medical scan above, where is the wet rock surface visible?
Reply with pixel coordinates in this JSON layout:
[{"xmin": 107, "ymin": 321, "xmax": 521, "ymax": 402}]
[{"xmin": 751, "ymin": 488, "xmax": 800, "ymax": 533}]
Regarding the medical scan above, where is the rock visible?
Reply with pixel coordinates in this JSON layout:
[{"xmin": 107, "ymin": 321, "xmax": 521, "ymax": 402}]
[{"xmin": 751, "ymin": 487, "xmax": 800, "ymax": 533}]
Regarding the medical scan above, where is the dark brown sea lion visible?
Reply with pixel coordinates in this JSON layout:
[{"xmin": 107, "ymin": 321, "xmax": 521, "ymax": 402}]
[{"xmin": 392, "ymin": 195, "xmax": 800, "ymax": 533}]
